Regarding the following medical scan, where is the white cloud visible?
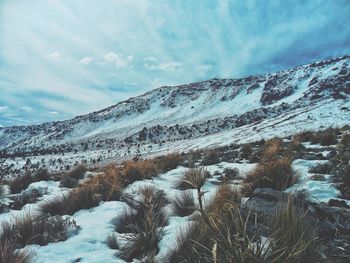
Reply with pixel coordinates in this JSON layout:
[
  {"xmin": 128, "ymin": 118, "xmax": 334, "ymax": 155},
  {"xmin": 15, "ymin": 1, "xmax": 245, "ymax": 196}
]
[
  {"xmin": 144, "ymin": 62, "xmax": 182, "ymax": 71},
  {"xmin": 0, "ymin": 0, "xmax": 349, "ymax": 126},
  {"xmin": 44, "ymin": 51, "xmax": 63, "ymax": 61},
  {"xmin": 80, "ymin": 57, "xmax": 94, "ymax": 65},
  {"xmin": 0, "ymin": 106, "xmax": 9, "ymax": 112},
  {"xmin": 104, "ymin": 52, "xmax": 133, "ymax": 68}
]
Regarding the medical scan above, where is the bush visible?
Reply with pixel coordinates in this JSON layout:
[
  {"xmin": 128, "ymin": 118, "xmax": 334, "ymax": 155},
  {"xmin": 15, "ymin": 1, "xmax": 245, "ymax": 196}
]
[
  {"xmin": 0, "ymin": 240, "xmax": 33, "ymax": 263},
  {"xmin": 123, "ymin": 160, "xmax": 158, "ymax": 185},
  {"xmin": 115, "ymin": 186, "xmax": 168, "ymax": 262},
  {"xmin": 34, "ymin": 168, "xmax": 50, "ymax": 181},
  {"xmin": 202, "ymin": 150, "xmax": 220, "ymax": 165},
  {"xmin": 240, "ymin": 144, "xmax": 253, "ymax": 159},
  {"xmin": 67, "ymin": 164, "xmax": 87, "ymax": 180},
  {"xmin": 293, "ymin": 131, "xmax": 314, "ymax": 142},
  {"xmin": 0, "ymin": 213, "xmax": 78, "ymax": 250},
  {"xmin": 262, "ymin": 138, "xmax": 283, "ymax": 161},
  {"xmin": 155, "ymin": 153, "xmax": 182, "ymax": 172},
  {"xmin": 223, "ymin": 167, "xmax": 239, "ymax": 180},
  {"xmin": 60, "ymin": 176, "xmax": 78, "ymax": 188},
  {"xmin": 311, "ymin": 128, "xmax": 337, "ymax": 146},
  {"xmin": 167, "ymin": 191, "xmax": 319, "ymax": 263},
  {"xmin": 9, "ymin": 171, "xmax": 34, "ymax": 194},
  {"xmin": 271, "ymin": 197, "xmax": 320, "ymax": 262},
  {"xmin": 176, "ymin": 168, "xmax": 208, "ymax": 191},
  {"xmin": 10, "ymin": 189, "xmax": 43, "ymax": 210},
  {"xmin": 41, "ymin": 166, "xmax": 122, "ymax": 215},
  {"xmin": 243, "ymin": 157, "xmax": 297, "ymax": 196},
  {"xmin": 172, "ymin": 191, "xmax": 196, "ymax": 217}
]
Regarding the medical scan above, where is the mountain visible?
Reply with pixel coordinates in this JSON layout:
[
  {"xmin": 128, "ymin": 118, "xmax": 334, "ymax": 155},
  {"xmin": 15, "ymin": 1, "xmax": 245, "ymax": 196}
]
[{"xmin": 0, "ymin": 55, "xmax": 349, "ymax": 169}]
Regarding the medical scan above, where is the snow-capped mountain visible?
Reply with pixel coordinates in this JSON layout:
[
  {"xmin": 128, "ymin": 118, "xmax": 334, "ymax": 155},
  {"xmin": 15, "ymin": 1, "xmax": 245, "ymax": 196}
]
[{"xmin": 0, "ymin": 55, "xmax": 349, "ymax": 160}]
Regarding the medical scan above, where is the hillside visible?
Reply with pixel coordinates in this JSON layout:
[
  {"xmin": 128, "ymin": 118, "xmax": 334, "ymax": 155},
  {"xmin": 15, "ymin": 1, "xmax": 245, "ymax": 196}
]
[{"xmin": 0, "ymin": 55, "xmax": 349, "ymax": 164}]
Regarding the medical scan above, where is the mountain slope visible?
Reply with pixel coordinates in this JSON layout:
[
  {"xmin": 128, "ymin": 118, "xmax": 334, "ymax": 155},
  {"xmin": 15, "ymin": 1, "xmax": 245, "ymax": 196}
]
[{"xmin": 0, "ymin": 55, "xmax": 349, "ymax": 160}]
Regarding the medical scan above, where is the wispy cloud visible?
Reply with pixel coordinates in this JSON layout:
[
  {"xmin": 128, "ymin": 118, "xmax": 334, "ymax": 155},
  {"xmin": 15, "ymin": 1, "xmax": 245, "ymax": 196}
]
[{"xmin": 0, "ymin": 0, "xmax": 349, "ymax": 126}]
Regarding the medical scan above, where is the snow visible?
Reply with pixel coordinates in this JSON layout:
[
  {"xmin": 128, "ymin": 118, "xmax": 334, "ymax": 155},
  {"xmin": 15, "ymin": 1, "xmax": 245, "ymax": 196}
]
[
  {"xmin": 286, "ymin": 159, "xmax": 343, "ymax": 204},
  {"xmin": 30, "ymin": 201, "xmax": 128, "ymax": 263}
]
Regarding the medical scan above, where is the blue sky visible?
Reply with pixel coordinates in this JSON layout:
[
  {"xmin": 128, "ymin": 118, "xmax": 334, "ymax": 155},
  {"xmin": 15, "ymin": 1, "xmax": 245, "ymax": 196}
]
[{"xmin": 0, "ymin": 0, "xmax": 350, "ymax": 127}]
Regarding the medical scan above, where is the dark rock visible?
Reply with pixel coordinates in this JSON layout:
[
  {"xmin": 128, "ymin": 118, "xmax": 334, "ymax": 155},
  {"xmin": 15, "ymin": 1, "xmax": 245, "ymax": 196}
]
[{"xmin": 328, "ymin": 199, "xmax": 349, "ymax": 208}]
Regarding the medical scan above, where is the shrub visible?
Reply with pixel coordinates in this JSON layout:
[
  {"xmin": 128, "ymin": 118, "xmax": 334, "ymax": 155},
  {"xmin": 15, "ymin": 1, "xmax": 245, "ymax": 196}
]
[
  {"xmin": 223, "ymin": 167, "xmax": 239, "ymax": 180},
  {"xmin": 293, "ymin": 131, "xmax": 314, "ymax": 142},
  {"xmin": 0, "ymin": 239, "xmax": 33, "ymax": 263},
  {"xmin": 10, "ymin": 189, "xmax": 43, "ymax": 210},
  {"xmin": 9, "ymin": 171, "xmax": 34, "ymax": 194},
  {"xmin": 60, "ymin": 176, "xmax": 78, "ymax": 188},
  {"xmin": 202, "ymin": 150, "xmax": 220, "ymax": 165},
  {"xmin": 262, "ymin": 138, "xmax": 283, "ymax": 161},
  {"xmin": 172, "ymin": 191, "xmax": 196, "ymax": 217},
  {"xmin": 167, "ymin": 191, "xmax": 319, "ymax": 263},
  {"xmin": 176, "ymin": 168, "xmax": 208, "ymax": 191},
  {"xmin": 0, "ymin": 213, "xmax": 78, "ymax": 251},
  {"xmin": 115, "ymin": 186, "xmax": 168, "ymax": 261},
  {"xmin": 271, "ymin": 197, "xmax": 320, "ymax": 262},
  {"xmin": 155, "ymin": 153, "xmax": 182, "ymax": 172},
  {"xmin": 41, "ymin": 166, "xmax": 122, "ymax": 215},
  {"xmin": 243, "ymin": 157, "xmax": 297, "ymax": 196},
  {"xmin": 123, "ymin": 160, "xmax": 158, "ymax": 185},
  {"xmin": 34, "ymin": 168, "xmax": 50, "ymax": 181},
  {"xmin": 240, "ymin": 144, "xmax": 253, "ymax": 159},
  {"xmin": 311, "ymin": 128, "xmax": 337, "ymax": 146},
  {"xmin": 67, "ymin": 164, "xmax": 87, "ymax": 180}
]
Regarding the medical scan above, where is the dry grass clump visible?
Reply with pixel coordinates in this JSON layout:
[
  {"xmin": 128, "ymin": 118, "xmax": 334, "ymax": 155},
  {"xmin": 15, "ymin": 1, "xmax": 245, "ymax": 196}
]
[
  {"xmin": 154, "ymin": 153, "xmax": 182, "ymax": 172},
  {"xmin": 176, "ymin": 167, "xmax": 208, "ymax": 191},
  {"xmin": 311, "ymin": 128, "xmax": 338, "ymax": 146},
  {"xmin": 0, "ymin": 213, "xmax": 78, "ymax": 256},
  {"xmin": 240, "ymin": 144, "xmax": 253, "ymax": 159},
  {"xmin": 223, "ymin": 167, "xmax": 239, "ymax": 180},
  {"xmin": 172, "ymin": 191, "xmax": 196, "ymax": 217},
  {"xmin": 122, "ymin": 160, "xmax": 159, "ymax": 184},
  {"xmin": 293, "ymin": 131, "xmax": 315, "ymax": 142},
  {"xmin": 271, "ymin": 196, "xmax": 320, "ymax": 262},
  {"xmin": 202, "ymin": 149, "xmax": 220, "ymax": 165},
  {"xmin": 122, "ymin": 153, "xmax": 182, "ymax": 185},
  {"xmin": 9, "ymin": 171, "xmax": 34, "ymax": 194},
  {"xmin": 34, "ymin": 168, "xmax": 50, "ymax": 181},
  {"xmin": 0, "ymin": 240, "xmax": 33, "ymax": 263},
  {"xmin": 115, "ymin": 186, "xmax": 169, "ymax": 262},
  {"xmin": 262, "ymin": 138, "xmax": 283, "ymax": 161},
  {"xmin": 41, "ymin": 165, "xmax": 122, "ymax": 215},
  {"xmin": 167, "ymin": 189, "xmax": 319, "ymax": 263},
  {"xmin": 242, "ymin": 157, "xmax": 297, "ymax": 196},
  {"xmin": 66, "ymin": 164, "xmax": 87, "ymax": 180},
  {"xmin": 10, "ymin": 189, "xmax": 44, "ymax": 210}
]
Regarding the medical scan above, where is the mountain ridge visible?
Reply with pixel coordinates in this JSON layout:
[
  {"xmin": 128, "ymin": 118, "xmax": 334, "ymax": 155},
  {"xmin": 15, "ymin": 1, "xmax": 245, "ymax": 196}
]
[{"xmin": 0, "ymin": 54, "xmax": 349, "ymax": 163}]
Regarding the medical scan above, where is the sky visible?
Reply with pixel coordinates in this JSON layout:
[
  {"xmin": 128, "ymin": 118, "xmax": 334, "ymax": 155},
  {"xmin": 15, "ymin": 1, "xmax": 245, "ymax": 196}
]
[{"xmin": 0, "ymin": 0, "xmax": 350, "ymax": 127}]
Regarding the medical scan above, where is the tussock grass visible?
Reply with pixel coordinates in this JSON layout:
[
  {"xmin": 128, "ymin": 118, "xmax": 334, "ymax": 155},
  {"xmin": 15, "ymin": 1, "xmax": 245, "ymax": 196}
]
[
  {"xmin": 115, "ymin": 186, "xmax": 169, "ymax": 262},
  {"xmin": 9, "ymin": 171, "xmax": 33, "ymax": 194},
  {"xmin": 176, "ymin": 167, "xmax": 208, "ymax": 191},
  {"xmin": 0, "ymin": 213, "xmax": 77, "ymax": 262},
  {"xmin": 172, "ymin": 191, "xmax": 196, "ymax": 217},
  {"xmin": 41, "ymin": 165, "xmax": 122, "ymax": 215},
  {"xmin": 167, "ymin": 186, "xmax": 319, "ymax": 263},
  {"xmin": 242, "ymin": 157, "xmax": 298, "ymax": 196}
]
